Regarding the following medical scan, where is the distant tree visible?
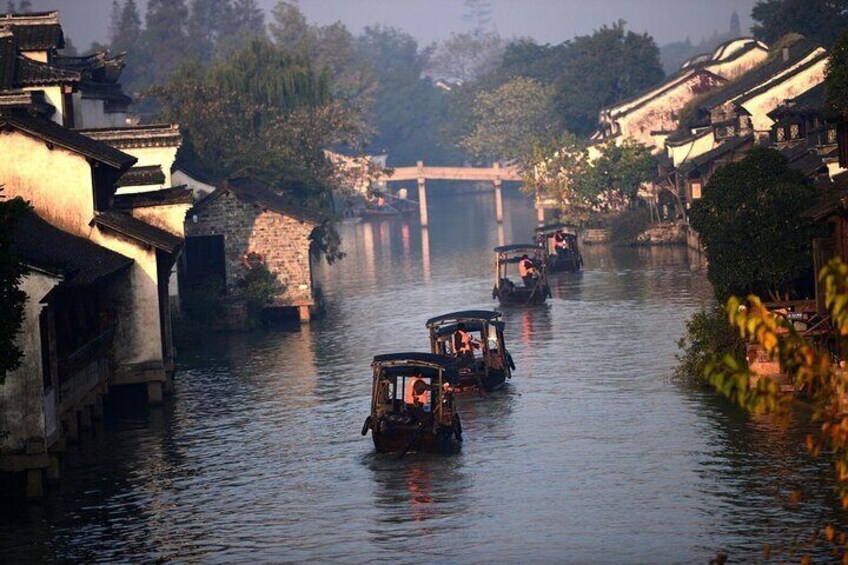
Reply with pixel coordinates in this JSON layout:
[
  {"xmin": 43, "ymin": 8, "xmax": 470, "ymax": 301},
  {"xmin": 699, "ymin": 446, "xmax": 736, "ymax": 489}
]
[
  {"xmin": 60, "ymin": 36, "xmax": 79, "ymax": 56},
  {"xmin": 269, "ymin": 0, "xmax": 311, "ymax": 50},
  {"xmin": 4, "ymin": 0, "xmax": 31, "ymax": 12},
  {"xmin": 689, "ymin": 148, "xmax": 818, "ymax": 301},
  {"xmin": 426, "ymin": 31, "xmax": 505, "ymax": 82},
  {"xmin": 751, "ymin": 0, "xmax": 848, "ymax": 47},
  {"xmin": 144, "ymin": 0, "xmax": 190, "ymax": 85},
  {"xmin": 0, "ymin": 191, "xmax": 28, "ymax": 383},
  {"xmin": 109, "ymin": 0, "xmax": 146, "ymax": 96},
  {"xmin": 825, "ymin": 27, "xmax": 848, "ymax": 118},
  {"xmin": 462, "ymin": 0, "xmax": 493, "ymax": 34},
  {"xmin": 151, "ymin": 39, "xmax": 359, "ymax": 261},
  {"xmin": 187, "ymin": 0, "xmax": 233, "ymax": 62},
  {"xmin": 460, "ymin": 76, "xmax": 554, "ymax": 162},
  {"xmin": 356, "ymin": 25, "xmax": 454, "ymax": 165},
  {"xmin": 222, "ymin": 0, "xmax": 266, "ymax": 51},
  {"xmin": 554, "ymin": 21, "xmax": 665, "ymax": 136},
  {"xmin": 730, "ymin": 10, "xmax": 741, "ymax": 36}
]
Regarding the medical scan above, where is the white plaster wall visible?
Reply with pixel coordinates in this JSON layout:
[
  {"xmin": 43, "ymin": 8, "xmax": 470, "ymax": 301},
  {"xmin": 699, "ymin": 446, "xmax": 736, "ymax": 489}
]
[
  {"xmin": 742, "ymin": 57, "xmax": 828, "ymax": 133},
  {"xmin": 706, "ymin": 46, "xmax": 769, "ymax": 80},
  {"xmin": 173, "ymin": 169, "xmax": 216, "ymax": 198},
  {"xmin": 0, "ymin": 130, "xmax": 95, "ymax": 235},
  {"xmin": 670, "ymin": 130, "xmax": 716, "ymax": 167},
  {"xmin": 0, "ymin": 272, "xmax": 59, "ymax": 455},
  {"xmin": 122, "ymin": 146, "xmax": 179, "ymax": 187},
  {"xmin": 617, "ymin": 73, "xmax": 723, "ymax": 148},
  {"xmin": 89, "ymin": 229, "xmax": 163, "ymax": 366},
  {"xmin": 130, "ymin": 203, "xmax": 191, "ymax": 237},
  {"xmin": 22, "ymin": 85, "xmax": 63, "ymax": 124}
]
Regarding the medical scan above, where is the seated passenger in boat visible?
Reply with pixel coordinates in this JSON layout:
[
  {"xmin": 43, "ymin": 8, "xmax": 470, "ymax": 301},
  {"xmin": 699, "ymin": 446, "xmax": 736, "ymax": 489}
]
[{"xmin": 518, "ymin": 254, "xmax": 538, "ymax": 287}]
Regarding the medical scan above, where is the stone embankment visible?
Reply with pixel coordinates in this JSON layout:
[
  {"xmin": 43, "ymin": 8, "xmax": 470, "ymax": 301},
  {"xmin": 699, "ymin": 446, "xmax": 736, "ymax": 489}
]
[{"xmin": 635, "ymin": 222, "xmax": 687, "ymax": 245}]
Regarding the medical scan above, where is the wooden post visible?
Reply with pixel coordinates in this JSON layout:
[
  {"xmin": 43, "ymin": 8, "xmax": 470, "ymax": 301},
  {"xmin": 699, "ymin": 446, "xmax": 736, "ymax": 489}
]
[
  {"xmin": 26, "ymin": 469, "xmax": 43, "ymax": 498},
  {"xmin": 298, "ymin": 305, "xmax": 311, "ymax": 323},
  {"xmin": 417, "ymin": 161, "xmax": 428, "ymax": 228},
  {"xmin": 147, "ymin": 381, "xmax": 163, "ymax": 405},
  {"xmin": 537, "ymin": 206, "xmax": 545, "ymax": 224},
  {"xmin": 493, "ymin": 162, "xmax": 503, "ymax": 223}
]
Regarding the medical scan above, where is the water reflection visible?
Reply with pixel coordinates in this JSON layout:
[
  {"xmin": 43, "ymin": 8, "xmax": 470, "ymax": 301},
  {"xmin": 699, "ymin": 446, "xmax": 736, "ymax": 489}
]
[{"xmin": 2, "ymin": 187, "xmax": 847, "ymax": 563}]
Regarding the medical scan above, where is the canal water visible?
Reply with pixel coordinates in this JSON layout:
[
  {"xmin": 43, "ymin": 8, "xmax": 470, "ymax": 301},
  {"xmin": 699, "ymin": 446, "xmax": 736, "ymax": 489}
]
[{"xmin": 1, "ymin": 188, "xmax": 845, "ymax": 563}]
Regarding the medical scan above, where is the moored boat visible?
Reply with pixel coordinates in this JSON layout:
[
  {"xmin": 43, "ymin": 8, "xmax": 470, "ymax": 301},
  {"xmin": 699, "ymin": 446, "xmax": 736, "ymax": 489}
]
[
  {"xmin": 425, "ymin": 310, "xmax": 515, "ymax": 394},
  {"xmin": 361, "ymin": 353, "xmax": 463, "ymax": 455}
]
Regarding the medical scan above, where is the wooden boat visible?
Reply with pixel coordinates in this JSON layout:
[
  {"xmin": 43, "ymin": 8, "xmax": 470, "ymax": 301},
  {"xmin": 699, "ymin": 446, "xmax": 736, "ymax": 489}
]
[
  {"xmin": 361, "ymin": 353, "xmax": 463, "ymax": 455},
  {"xmin": 492, "ymin": 244, "xmax": 551, "ymax": 306},
  {"xmin": 534, "ymin": 223, "xmax": 583, "ymax": 272},
  {"xmin": 425, "ymin": 310, "xmax": 515, "ymax": 394}
]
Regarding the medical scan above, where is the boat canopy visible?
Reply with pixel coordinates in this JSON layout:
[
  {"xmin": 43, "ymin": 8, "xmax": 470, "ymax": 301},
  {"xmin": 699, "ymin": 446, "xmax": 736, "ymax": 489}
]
[
  {"xmin": 534, "ymin": 223, "xmax": 578, "ymax": 235},
  {"xmin": 494, "ymin": 243, "xmax": 543, "ymax": 253},
  {"xmin": 425, "ymin": 310, "xmax": 502, "ymax": 328},
  {"xmin": 372, "ymin": 352, "xmax": 459, "ymax": 382}
]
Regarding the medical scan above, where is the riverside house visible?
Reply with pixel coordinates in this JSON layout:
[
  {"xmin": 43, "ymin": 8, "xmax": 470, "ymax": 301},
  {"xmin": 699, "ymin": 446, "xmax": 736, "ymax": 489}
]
[
  {"xmin": 183, "ymin": 178, "xmax": 323, "ymax": 324},
  {"xmin": 0, "ymin": 9, "xmax": 187, "ymax": 497}
]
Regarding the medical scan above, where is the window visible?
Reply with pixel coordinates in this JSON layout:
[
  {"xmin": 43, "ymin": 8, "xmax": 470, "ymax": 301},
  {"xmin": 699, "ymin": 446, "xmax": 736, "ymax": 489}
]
[
  {"xmin": 691, "ymin": 181, "xmax": 703, "ymax": 200},
  {"xmin": 790, "ymin": 124, "xmax": 801, "ymax": 139},
  {"xmin": 828, "ymin": 127, "xmax": 838, "ymax": 144},
  {"xmin": 776, "ymin": 127, "xmax": 786, "ymax": 142}
]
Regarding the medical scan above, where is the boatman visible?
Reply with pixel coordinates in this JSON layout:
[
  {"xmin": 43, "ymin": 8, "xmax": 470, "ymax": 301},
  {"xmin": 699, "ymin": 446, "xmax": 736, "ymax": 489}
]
[
  {"xmin": 404, "ymin": 374, "xmax": 431, "ymax": 413},
  {"xmin": 454, "ymin": 323, "xmax": 480, "ymax": 364},
  {"xmin": 518, "ymin": 254, "xmax": 538, "ymax": 287}
]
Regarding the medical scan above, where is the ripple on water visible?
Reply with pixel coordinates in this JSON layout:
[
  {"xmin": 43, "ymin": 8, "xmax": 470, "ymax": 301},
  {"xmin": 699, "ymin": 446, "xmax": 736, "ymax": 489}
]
[{"xmin": 1, "ymin": 192, "xmax": 844, "ymax": 563}]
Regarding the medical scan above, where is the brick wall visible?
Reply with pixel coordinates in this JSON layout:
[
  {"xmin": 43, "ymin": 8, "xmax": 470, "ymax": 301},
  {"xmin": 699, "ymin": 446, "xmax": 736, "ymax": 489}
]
[{"xmin": 186, "ymin": 191, "xmax": 316, "ymax": 304}]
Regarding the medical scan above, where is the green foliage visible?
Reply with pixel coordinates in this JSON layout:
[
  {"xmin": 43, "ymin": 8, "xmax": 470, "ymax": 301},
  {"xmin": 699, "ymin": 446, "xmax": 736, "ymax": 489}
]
[
  {"xmin": 673, "ymin": 304, "xmax": 746, "ymax": 386},
  {"xmin": 0, "ymin": 194, "xmax": 28, "ymax": 381},
  {"xmin": 553, "ymin": 21, "xmax": 665, "ymax": 136},
  {"xmin": 825, "ymin": 26, "xmax": 848, "ymax": 119},
  {"xmin": 238, "ymin": 262, "xmax": 280, "ymax": 325},
  {"xmin": 460, "ymin": 77, "xmax": 555, "ymax": 162},
  {"xmin": 585, "ymin": 140, "xmax": 658, "ymax": 200},
  {"xmin": 703, "ymin": 264, "xmax": 848, "ymax": 552},
  {"xmin": 522, "ymin": 135, "xmax": 656, "ymax": 222},
  {"xmin": 608, "ymin": 207, "xmax": 651, "ymax": 245},
  {"xmin": 355, "ymin": 25, "xmax": 456, "ymax": 165},
  {"xmin": 689, "ymin": 147, "xmax": 818, "ymax": 301},
  {"xmin": 426, "ymin": 31, "xmax": 505, "ymax": 83},
  {"xmin": 752, "ymin": 0, "xmax": 848, "ymax": 47},
  {"xmin": 182, "ymin": 277, "xmax": 224, "ymax": 324}
]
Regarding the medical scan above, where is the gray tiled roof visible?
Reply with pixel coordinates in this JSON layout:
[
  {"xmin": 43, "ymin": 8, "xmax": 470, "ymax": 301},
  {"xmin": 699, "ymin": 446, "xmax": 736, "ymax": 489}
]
[
  {"xmin": 0, "ymin": 111, "xmax": 135, "ymax": 169},
  {"xmin": 93, "ymin": 211, "xmax": 183, "ymax": 254},
  {"xmin": 11, "ymin": 207, "xmax": 133, "ymax": 287}
]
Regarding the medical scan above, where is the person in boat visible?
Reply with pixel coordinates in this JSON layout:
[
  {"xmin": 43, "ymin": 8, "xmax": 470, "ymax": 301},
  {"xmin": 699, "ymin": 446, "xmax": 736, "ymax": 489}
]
[
  {"xmin": 404, "ymin": 374, "xmax": 431, "ymax": 416},
  {"xmin": 518, "ymin": 254, "xmax": 539, "ymax": 287},
  {"xmin": 554, "ymin": 231, "xmax": 567, "ymax": 256},
  {"xmin": 453, "ymin": 323, "xmax": 480, "ymax": 365}
]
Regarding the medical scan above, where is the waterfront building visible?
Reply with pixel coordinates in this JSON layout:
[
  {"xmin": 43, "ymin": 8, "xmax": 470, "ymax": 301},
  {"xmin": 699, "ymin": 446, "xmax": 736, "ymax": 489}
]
[
  {"xmin": 183, "ymin": 178, "xmax": 323, "ymax": 323},
  {"xmin": 594, "ymin": 38, "xmax": 769, "ymax": 151}
]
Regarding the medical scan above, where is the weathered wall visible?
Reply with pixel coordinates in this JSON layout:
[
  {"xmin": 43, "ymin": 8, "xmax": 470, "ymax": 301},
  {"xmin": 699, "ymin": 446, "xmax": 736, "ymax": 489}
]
[
  {"xmin": 0, "ymin": 272, "xmax": 58, "ymax": 456},
  {"xmin": 173, "ymin": 170, "xmax": 216, "ymax": 199},
  {"xmin": 121, "ymin": 146, "xmax": 178, "ymax": 187},
  {"xmin": 89, "ymin": 229, "xmax": 164, "ymax": 367},
  {"xmin": 0, "ymin": 130, "xmax": 94, "ymax": 234},
  {"xmin": 617, "ymin": 71, "xmax": 724, "ymax": 148},
  {"xmin": 22, "ymin": 85, "xmax": 62, "ymax": 124},
  {"xmin": 130, "ymin": 204, "xmax": 190, "ymax": 237},
  {"xmin": 742, "ymin": 55, "xmax": 827, "ymax": 134},
  {"xmin": 669, "ymin": 129, "xmax": 716, "ymax": 167},
  {"xmin": 705, "ymin": 44, "xmax": 769, "ymax": 80},
  {"xmin": 186, "ymin": 191, "xmax": 316, "ymax": 304}
]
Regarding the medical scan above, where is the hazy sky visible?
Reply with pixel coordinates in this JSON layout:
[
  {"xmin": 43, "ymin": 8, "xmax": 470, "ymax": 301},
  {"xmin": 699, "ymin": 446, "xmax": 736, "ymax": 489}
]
[{"xmin": 24, "ymin": 0, "xmax": 760, "ymax": 51}]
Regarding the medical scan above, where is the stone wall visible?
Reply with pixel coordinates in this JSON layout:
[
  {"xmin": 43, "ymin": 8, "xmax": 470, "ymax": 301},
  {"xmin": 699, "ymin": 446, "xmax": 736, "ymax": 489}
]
[{"xmin": 186, "ymin": 191, "xmax": 316, "ymax": 305}]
